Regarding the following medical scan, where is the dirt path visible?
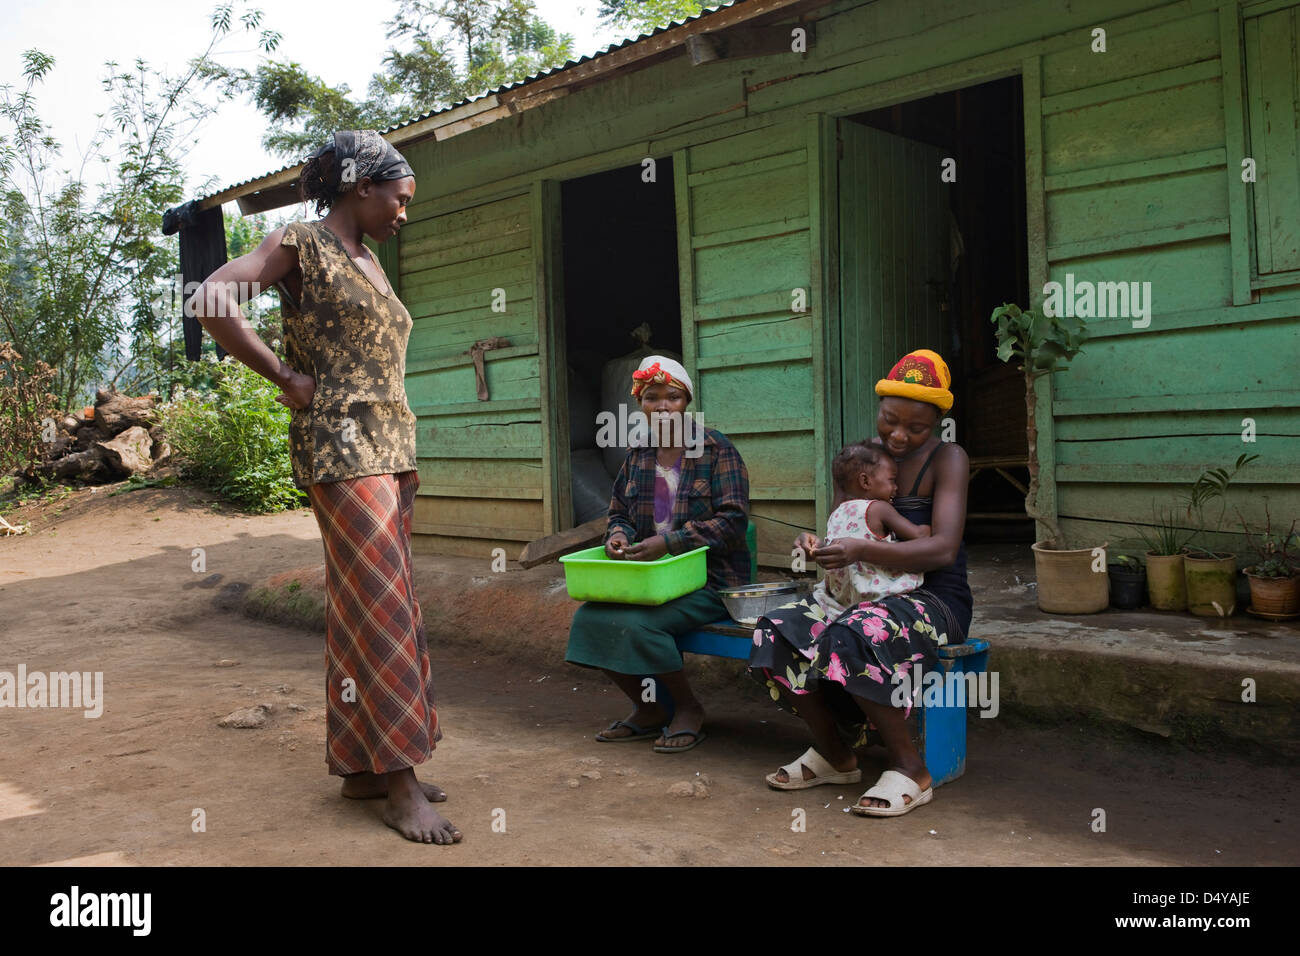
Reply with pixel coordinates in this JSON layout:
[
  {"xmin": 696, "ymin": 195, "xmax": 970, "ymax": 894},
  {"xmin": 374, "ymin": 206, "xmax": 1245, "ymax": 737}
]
[{"xmin": 0, "ymin": 482, "xmax": 1295, "ymax": 866}]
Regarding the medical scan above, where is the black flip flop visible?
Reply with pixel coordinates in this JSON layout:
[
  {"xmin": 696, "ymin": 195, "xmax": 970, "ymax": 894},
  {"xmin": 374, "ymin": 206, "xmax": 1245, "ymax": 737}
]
[
  {"xmin": 653, "ymin": 728, "xmax": 707, "ymax": 753},
  {"xmin": 595, "ymin": 719, "xmax": 660, "ymax": 742}
]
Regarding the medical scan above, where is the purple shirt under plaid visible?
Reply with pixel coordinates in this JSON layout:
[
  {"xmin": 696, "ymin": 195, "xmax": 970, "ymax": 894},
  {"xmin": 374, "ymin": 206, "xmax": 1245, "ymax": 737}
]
[{"xmin": 605, "ymin": 427, "xmax": 751, "ymax": 590}]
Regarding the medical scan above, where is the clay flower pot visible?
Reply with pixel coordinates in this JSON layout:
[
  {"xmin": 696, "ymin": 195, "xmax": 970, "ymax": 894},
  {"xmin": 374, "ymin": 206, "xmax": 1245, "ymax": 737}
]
[
  {"xmin": 1145, "ymin": 551, "xmax": 1187, "ymax": 611},
  {"xmin": 1183, "ymin": 552, "xmax": 1237, "ymax": 617},
  {"xmin": 1245, "ymin": 573, "xmax": 1300, "ymax": 617}
]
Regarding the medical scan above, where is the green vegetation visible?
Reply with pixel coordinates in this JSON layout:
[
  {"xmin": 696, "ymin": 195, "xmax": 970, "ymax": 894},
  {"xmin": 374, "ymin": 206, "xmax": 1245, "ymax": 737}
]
[
  {"xmin": 988, "ymin": 302, "xmax": 1088, "ymax": 548},
  {"xmin": 201, "ymin": 0, "xmax": 580, "ymax": 159},
  {"xmin": 107, "ymin": 473, "xmax": 179, "ymax": 496},
  {"xmin": 597, "ymin": 0, "xmax": 709, "ymax": 33},
  {"xmin": 1135, "ymin": 503, "xmax": 1196, "ymax": 557},
  {"xmin": 157, "ymin": 356, "xmax": 305, "ymax": 513},
  {"xmin": 1, "ymin": 9, "xmax": 281, "ymax": 412},
  {"xmin": 1184, "ymin": 454, "xmax": 1256, "ymax": 558},
  {"xmin": 1238, "ymin": 501, "xmax": 1298, "ymax": 578}
]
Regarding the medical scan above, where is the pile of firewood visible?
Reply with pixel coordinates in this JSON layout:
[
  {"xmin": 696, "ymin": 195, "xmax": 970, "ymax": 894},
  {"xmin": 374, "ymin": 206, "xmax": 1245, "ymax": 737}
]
[{"xmin": 19, "ymin": 388, "xmax": 172, "ymax": 485}]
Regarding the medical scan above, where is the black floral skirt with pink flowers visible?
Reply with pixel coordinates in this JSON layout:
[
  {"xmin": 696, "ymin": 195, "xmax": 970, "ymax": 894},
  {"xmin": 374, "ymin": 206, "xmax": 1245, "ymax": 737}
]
[{"xmin": 747, "ymin": 590, "xmax": 954, "ymax": 746}]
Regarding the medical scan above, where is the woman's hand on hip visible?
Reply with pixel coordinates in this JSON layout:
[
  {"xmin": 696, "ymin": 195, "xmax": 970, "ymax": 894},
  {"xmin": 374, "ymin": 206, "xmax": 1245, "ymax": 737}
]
[
  {"xmin": 624, "ymin": 535, "xmax": 668, "ymax": 561},
  {"xmin": 276, "ymin": 370, "xmax": 315, "ymax": 411},
  {"xmin": 605, "ymin": 532, "xmax": 630, "ymax": 559}
]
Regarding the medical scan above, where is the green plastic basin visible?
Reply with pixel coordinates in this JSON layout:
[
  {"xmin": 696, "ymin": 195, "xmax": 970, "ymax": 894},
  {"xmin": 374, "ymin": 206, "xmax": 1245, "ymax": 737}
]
[{"xmin": 558, "ymin": 544, "xmax": 709, "ymax": 605}]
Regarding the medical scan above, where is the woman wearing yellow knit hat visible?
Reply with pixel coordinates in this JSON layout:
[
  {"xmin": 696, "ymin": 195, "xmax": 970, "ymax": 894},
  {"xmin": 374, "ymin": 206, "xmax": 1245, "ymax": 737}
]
[{"xmin": 748, "ymin": 348, "xmax": 971, "ymax": 817}]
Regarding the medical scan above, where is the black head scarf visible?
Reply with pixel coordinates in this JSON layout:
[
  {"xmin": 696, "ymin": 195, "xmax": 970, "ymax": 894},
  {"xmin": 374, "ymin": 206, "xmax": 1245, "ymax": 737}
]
[{"xmin": 310, "ymin": 129, "xmax": 415, "ymax": 196}]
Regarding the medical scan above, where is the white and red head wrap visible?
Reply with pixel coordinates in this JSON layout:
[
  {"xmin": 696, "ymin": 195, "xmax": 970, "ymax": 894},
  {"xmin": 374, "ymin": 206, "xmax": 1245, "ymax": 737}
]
[{"xmin": 630, "ymin": 355, "xmax": 693, "ymax": 401}]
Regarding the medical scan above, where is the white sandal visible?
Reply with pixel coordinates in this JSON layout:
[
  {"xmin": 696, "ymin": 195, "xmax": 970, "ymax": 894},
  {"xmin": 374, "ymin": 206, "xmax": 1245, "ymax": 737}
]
[
  {"xmin": 765, "ymin": 746, "xmax": 863, "ymax": 791},
  {"xmin": 850, "ymin": 770, "xmax": 934, "ymax": 817}
]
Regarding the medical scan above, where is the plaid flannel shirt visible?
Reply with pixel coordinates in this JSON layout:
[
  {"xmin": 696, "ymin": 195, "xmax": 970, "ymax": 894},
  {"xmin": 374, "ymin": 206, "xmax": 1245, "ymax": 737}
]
[{"xmin": 604, "ymin": 426, "xmax": 751, "ymax": 590}]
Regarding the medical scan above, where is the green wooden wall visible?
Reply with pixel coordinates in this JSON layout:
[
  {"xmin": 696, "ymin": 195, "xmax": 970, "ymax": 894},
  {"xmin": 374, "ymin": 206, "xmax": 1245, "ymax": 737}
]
[
  {"xmin": 1031, "ymin": 1, "xmax": 1300, "ymax": 554},
  {"xmin": 388, "ymin": 0, "xmax": 1300, "ymax": 562},
  {"xmin": 674, "ymin": 118, "xmax": 828, "ymax": 565},
  {"xmin": 396, "ymin": 189, "xmax": 549, "ymax": 558}
]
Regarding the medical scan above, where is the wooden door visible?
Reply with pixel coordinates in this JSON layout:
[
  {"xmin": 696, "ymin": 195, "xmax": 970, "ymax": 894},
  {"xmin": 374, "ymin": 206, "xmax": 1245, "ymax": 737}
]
[{"xmin": 838, "ymin": 120, "xmax": 953, "ymax": 446}]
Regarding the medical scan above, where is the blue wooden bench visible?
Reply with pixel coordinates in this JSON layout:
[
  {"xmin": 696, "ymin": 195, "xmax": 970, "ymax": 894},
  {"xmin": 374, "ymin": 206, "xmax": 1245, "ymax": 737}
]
[
  {"xmin": 674, "ymin": 620, "xmax": 990, "ymax": 788},
  {"xmin": 636, "ymin": 524, "xmax": 989, "ymax": 786}
]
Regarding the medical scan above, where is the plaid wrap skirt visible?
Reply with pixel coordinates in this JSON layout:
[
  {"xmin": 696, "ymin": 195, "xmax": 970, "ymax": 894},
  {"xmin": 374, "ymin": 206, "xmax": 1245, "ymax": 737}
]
[{"xmin": 306, "ymin": 470, "xmax": 440, "ymax": 776}]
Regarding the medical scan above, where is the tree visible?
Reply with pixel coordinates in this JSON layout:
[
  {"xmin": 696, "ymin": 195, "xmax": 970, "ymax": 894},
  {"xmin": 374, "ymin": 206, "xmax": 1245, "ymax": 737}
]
[
  {"xmin": 202, "ymin": 0, "xmax": 576, "ymax": 160},
  {"xmin": 0, "ymin": 4, "xmax": 282, "ymax": 411},
  {"xmin": 597, "ymin": 0, "xmax": 710, "ymax": 34}
]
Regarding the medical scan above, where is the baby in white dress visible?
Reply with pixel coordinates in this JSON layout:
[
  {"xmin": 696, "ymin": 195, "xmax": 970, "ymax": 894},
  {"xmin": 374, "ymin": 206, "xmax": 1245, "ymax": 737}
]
[{"xmin": 808, "ymin": 442, "xmax": 931, "ymax": 618}]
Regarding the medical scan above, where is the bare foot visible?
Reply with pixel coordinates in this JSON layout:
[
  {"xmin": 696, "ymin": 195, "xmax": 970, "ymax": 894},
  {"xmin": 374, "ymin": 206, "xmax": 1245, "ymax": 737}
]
[
  {"xmin": 597, "ymin": 704, "xmax": 669, "ymax": 739},
  {"xmin": 769, "ymin": 750, "xmax": 857, "ymax": 784},
  {"xmin": 857, "ymin": 764, "xmax": 932, "ymax": 810},
  {"xmin": 653, "ymin": 701, "xmax": 705, "ymax": 750},
  {"xmin": 381, "ymin": 771, "xmax": 462, "ymax": 845},
  {"xmin": 341, "ymin": 771, "xmax": 446, "ymax": 802}
]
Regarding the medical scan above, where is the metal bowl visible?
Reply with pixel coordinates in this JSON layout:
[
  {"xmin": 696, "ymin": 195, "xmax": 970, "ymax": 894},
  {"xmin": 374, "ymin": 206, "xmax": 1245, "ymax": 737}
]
[{"xmin": 717, "ymin": 581, "xmax": 813, "ymax": 626}]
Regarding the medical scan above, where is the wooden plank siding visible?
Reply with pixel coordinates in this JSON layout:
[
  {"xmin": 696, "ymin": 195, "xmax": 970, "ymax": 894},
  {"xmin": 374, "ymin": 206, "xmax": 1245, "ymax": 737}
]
[
  {"xmin": 1034, "ymin": 2, "xmax": 1300, "ymax": 552},
  {"xmin": 1243, "ymin": 3, "xmax": 1300, "ymax": 278},
  {"xmin": 386, "ymin": 0, "xmax": 1299, "ymax": 561},
  {"xmin": 677, "ymin": 120, "xmax": 823, "ymax": 566},
  {"xmin": 397, "ymin": 187, "xmax": 548, "ymax": 558}
]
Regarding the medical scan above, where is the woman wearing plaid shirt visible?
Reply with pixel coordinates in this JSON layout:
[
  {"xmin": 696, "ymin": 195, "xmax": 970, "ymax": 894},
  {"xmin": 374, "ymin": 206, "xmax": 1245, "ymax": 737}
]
[{"xmin": 565, "ymin": 356, "xmax": 750, "ymax": 753}]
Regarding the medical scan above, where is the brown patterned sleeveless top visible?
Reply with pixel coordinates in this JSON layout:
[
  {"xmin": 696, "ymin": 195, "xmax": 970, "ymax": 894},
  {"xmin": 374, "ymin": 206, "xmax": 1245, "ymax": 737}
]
[{"xmin": 278, "ymin": 220, "xmax": 418, "ymax": 489}]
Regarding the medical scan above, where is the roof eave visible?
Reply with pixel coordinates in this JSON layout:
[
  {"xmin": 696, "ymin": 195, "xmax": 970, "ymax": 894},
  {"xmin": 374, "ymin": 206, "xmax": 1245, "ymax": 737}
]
[{"xmin": 195, "ymin": 0, "xmax": 821, "ymax": 214}]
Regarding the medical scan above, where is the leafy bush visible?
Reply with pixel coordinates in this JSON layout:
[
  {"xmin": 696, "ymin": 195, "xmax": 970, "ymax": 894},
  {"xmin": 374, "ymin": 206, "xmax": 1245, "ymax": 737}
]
[
  {"xmin": 158, "ymin": 356, "xmax": 305, "ymax": 512},
  {"xmin": 0, "ymin": 340, "xmax": 59, "ymax": 478}
]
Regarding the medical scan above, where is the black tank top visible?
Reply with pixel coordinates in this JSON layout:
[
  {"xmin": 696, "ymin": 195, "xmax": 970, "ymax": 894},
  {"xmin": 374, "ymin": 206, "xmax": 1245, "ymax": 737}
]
[{"xmin": 892, "ymin": 442, "xmax": 973, "ymax": 642}]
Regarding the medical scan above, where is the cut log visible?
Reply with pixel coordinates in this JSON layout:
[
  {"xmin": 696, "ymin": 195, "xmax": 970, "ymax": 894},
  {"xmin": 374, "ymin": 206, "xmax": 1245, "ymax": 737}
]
[
  {"xmin": 93, "ymin": 387, "xmax": 159, "ymax": 435},
  {"xmin": 41, "ymin": 435, "xmax": 74, "ymax": 461},
  {"xmin": 98, "ymin": 425, "xmax": 154, "ymax": 477},
  {"xmin": 517, "ymin": 516, "xmax": 607, "ymax": 568},
  {"xmin": 39, "ymin": 445, "xmax": 109, "ymax": 482},
  {"xmin": 73, "ymin": 422, "xmax": 111, "ymax": 451}
]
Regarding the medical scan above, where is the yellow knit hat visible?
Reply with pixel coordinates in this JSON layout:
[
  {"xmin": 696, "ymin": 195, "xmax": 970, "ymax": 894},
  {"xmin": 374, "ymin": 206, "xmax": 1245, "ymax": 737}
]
[{"xmin": 874, "ymin": 349, "xmax": 953, "ymax": 413}]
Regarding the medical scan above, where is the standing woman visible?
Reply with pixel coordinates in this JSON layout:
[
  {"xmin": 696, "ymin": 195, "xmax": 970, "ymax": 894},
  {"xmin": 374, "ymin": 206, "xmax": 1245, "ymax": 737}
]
[
  {"xmin": 189, "ymin": 130, "xmax": 461, "ymax": 845},
  {"xmin": 749, "ymin": 349, "xmax": 971, "ymax": 817}
]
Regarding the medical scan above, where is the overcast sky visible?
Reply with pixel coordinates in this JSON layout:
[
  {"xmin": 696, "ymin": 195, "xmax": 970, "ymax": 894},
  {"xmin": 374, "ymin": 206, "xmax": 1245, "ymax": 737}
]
[{"xmin": 0, "ymin": 0, "xmax": 689, "ymax": 215}]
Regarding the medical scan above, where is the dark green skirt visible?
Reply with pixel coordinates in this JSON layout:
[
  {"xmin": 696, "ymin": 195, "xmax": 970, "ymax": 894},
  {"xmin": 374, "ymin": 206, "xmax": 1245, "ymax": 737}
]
[{"xmin": 565, "ymin": 587, "xmax": 728, "ymax": 675}]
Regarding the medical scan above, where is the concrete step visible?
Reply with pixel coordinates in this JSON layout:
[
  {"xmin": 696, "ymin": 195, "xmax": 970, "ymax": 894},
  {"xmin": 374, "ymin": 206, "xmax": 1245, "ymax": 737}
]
[{"xmin": 240, "ymin": 542, "xmax": 1300, "ymax": 762}]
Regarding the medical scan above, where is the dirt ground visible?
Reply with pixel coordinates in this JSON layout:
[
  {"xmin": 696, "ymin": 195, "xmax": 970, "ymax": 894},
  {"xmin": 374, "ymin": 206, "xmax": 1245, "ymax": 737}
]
[{"xmin": 0, "ymin": 480, "xmax": 1295, "ymax": 866}]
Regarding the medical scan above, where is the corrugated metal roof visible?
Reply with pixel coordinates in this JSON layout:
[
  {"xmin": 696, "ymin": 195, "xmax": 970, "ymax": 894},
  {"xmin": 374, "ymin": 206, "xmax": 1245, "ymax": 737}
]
[
  {"xmin": 378, "ymin": 0, "xmax": 747, "ymax": 128},
  {"xmin": 202, "ymin": 1, "xmax": 756, "ymax": 203}
]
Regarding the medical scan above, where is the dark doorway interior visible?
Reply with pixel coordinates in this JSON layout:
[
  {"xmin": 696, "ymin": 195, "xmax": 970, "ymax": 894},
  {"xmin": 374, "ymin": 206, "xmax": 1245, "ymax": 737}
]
[
  {"xmin": 559, "ymin": 159, "xmax": 682, "ymax": 526},
  {"xmin": 845, "ymin": 75, "xmax": 1032, "ymax": 540}
]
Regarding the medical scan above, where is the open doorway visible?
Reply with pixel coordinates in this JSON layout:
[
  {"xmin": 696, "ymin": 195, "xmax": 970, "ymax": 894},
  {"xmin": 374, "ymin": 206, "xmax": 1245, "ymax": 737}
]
[
  {"xmin": 838, "ymin": 75, "xmax": 1031, "ymax": 541},
  {"xmin": 558, "ymin": 159, "xmax": 682, "ymax": 527}
]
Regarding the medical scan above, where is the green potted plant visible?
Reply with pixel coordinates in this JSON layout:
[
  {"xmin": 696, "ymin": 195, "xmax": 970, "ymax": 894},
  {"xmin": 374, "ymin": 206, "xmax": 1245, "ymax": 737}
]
[
  {"xmin": 1238, "ymin": 504, "xmax": 1299, "ymax": 618},
  {"xmin": 1134, "ymin": 503, "xmax": 1194, "ymax": 611},
  {"xmin": 1182, "ymin": 454, "xmax": 1256, "ymax": 617},
  {"xmin": 988, "ymin": 302, "xmax": 1104, "ymax": 613},
  {"xmin": 1107, "ymin": 553, "xmax": 1146, "ymax": 610}
]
